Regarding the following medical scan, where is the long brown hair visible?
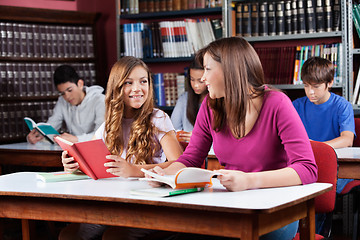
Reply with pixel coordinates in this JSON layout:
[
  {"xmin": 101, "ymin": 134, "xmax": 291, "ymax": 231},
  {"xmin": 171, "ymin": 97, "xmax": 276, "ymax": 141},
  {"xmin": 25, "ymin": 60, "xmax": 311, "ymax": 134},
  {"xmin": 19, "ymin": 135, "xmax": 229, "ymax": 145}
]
[
  {"xmin": 104, "ymin": 56, "xmax": 159, "ymax": 164},
  {"xmin": 197, "ymin": 37, "xmax": 266, "ymax": 139},
  {"xmin": 186, "ymin": 58, "xmax": 207, "ymax": 126}
]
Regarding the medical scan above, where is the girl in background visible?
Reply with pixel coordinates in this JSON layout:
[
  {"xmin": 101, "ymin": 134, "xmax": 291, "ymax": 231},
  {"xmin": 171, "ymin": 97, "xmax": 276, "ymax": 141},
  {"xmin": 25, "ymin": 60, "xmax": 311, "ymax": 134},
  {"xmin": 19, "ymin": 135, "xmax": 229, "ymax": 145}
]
[
  {"xmin": 60, "ymin": 56, "xmax": 183, "ymax": 240},
  {"xmin": 171, "ymin": 58, "xmax": 208, "ymax": 143}
]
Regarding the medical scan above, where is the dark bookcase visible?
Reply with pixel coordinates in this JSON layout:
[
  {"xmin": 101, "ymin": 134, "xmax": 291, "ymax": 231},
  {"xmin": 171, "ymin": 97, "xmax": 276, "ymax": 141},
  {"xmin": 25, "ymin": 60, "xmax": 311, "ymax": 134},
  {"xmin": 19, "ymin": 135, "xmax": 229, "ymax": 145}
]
[{"xmin": 0, "ymin": 6, "xmax": 100, "ymax": 143}]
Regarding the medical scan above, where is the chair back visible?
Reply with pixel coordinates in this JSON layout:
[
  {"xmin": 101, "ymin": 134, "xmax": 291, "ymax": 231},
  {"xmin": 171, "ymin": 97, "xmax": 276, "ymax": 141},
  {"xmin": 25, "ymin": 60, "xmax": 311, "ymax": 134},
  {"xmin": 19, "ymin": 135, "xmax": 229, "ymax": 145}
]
[
  {"xmin": 310, "ymin": 141, "xmax": 338, "ymax": 213},
  {"xmin": 353, "ymin": 118, "xmax": 360, "ymax": 147}
]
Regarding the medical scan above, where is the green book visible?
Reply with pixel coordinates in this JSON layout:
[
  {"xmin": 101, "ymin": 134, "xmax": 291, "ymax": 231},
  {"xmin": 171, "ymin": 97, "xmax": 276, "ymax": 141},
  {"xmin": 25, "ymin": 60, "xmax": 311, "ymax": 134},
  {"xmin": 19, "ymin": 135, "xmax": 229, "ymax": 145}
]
[
  {"xmin": 130, "ymin": 187, "xmax": 204, "ymax": 197},
  {"xmin": 353, "ymin": 3, "xmax": 360, "ymax": 39},
  {"xmin": 24, "ymin": 117, "xmax": 60, "ymax": 144},
  {"xmin": 36, "ymin": 171, "xmax": 90, "ymax": 182}
]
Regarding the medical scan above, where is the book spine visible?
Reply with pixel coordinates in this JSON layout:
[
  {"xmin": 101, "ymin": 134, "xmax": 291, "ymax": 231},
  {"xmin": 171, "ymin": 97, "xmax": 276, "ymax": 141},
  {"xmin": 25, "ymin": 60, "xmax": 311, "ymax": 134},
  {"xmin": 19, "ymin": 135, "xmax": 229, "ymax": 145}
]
[
  {"xmin": 242, "ymin": 3, "xmax": 251, "ymax": 37},
  {"xmin": 284, "ymin": 0, "xmax": 292, "ymax": 34},
  {"xmin": 297, "ymin": 0, "xmax": 307, "ymax": 34},
  {"xmin": 268, "ymin": 2, "xmax": 276, "ymax": 36},
  {"xmin": 315, "ymin": 0, "xmax": 325, "ymax": 32},
  {"xmin": 153, "ymin": 73, "xmax": 166, "ymax": 106},
  {"xmin": 276, "ymin": 1, "xmax": 285, "ymax": 36},
  {"xmin": 236, "ymin": 2, "xmax": 243, "ymax": 36},
  {"xmin": 251, "ymin": 2, "xmax": 259, "ymax": 37},
  {"xmin": 305, "ymin": 0, "xmax": 316, "ymax": 33},
  {"xmin": 332, "ymin": 0, "xmax": 341, "ymax": 31},
  {"xmin": 291, "ymin": 0, "xmax": 298, "ymax": 34}
]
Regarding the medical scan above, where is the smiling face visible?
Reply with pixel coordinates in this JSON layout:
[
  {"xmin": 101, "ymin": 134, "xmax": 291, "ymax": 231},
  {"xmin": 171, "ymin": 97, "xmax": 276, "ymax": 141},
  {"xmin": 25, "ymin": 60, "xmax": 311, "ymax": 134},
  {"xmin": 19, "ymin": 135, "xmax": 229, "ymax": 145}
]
[
  {"xmin": 304, "ymin": 81, "xmax": 333, "ymax": 105},
  {"xmin": 190, "ymin": 68, "xmax": 206, "ymax": 95},
  {"xmin": 57, "ymin": 80, "xmax": 85, "ymax": 106},
  {"xmin": 202, "ymin": 52, "xmax": 225, "ymax": 99},
  {"xmin": 122, "ymin": 65, "xmax": 149, "ymax": 118}
]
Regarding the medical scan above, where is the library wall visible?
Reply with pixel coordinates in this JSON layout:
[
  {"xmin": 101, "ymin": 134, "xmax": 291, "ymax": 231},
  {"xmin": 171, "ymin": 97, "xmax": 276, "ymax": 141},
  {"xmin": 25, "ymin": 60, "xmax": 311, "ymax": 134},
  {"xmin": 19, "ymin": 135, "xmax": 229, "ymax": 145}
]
[{"xmin": 0, "ymin": 0, "xmax": 117, "ymax": 81}]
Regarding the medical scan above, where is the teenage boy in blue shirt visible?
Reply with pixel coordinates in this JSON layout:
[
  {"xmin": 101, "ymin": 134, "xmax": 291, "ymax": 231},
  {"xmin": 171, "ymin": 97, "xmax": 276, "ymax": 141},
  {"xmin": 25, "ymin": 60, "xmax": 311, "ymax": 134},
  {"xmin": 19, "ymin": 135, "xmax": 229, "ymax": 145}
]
[
  {"xmin": 293, "ymin": 56, "xmax": 355, "ymax": 235},
  {"xmin": 293, "ymin": 56, "xmax": 355, "ymax": 193}
]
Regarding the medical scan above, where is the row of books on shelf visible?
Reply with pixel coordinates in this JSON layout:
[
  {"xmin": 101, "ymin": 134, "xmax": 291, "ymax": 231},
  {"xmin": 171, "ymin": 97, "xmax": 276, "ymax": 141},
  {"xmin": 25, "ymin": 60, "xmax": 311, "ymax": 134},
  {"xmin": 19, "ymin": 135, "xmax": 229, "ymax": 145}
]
[
  {"xmin": 0, "ymin": 22, "xmax": 94, "ymax": 59},
  {"xmin": 120, "ymin": 0, "xmax": 221, "ymax": 14},
  {"xmin": 121, "ymin": 18, "xmax": 222, "ymax": 59},
  {"xmin": 0, "ymin": 62, "xmax": 97, "ymax": 98},
  {"xmin": 253, "ymin": 42, "xmax": 342, "ymax": 85},
  {"xmin": 235, "ymin": 0, "xmax": 340, "ymax": 37},
  {"xmin": 153, "ymin": 72, "xmax": 185, "ymax": 107},
  {"xmin": 292, "ymin": 43, "xmax": 342, "ymax": 85},
  {"xmin": 0, "ymin": 101, "xmax": 56, "ymax": 140}
]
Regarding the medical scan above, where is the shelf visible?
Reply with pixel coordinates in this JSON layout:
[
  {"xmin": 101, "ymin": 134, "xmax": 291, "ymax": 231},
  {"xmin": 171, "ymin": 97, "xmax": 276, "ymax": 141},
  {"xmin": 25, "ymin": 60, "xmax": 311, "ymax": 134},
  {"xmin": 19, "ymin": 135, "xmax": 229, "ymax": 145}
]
[
  {"xmin": 0, "ymin": 96, "xmax": 59, "ymax": 102},
  {"xmin": 0, "ymin": 57, "xmax": 97, "ymax": 63},
  {"xmin": 244, "ymin": 31, "xmax": 342, "ymax": 42},
  {"xmin": 119, "ymin": 7, "xmax": 222, "ymax": 19},
  {"xmin": 143, "ymin": 57, "xmax": 194, "ymax": 63}
]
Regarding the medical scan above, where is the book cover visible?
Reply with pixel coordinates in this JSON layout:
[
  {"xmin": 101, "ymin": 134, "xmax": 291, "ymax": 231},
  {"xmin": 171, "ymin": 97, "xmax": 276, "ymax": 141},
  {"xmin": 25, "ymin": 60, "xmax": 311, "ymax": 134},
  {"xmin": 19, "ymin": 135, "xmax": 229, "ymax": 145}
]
[
  {"xmin": 130, "ymin": 186, "xmax": 204, "ymax": 197},
  {"xmin": 54, "ymin": 136, "xmax": 116, "ymax": 180},
  {"xmin": 140, "ymin": 167, "xmax": 222, "ymax": 189},
  {"xmin": 36, "ymin": 171, "xmax": 90, "ymax": 183},
  {"xmin": 24, "ymin": 117, "xmax": 59, "ymax": 144}
]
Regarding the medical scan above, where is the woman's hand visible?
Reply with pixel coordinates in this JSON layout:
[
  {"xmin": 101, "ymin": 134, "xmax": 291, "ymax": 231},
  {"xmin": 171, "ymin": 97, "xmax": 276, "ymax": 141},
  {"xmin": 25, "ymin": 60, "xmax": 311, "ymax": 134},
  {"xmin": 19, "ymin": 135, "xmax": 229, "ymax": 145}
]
[
  {"xmin": 216, "ymin": 169, "xmax": 249, "ymax": 192},
  {"xmin": 176, "ymin": 131, "xmax": 192, "ymax": 143},
  {"xmin": 144, "ymin": 166, "xmax": 167, "ymax": 187},
  {"xmin": 62, "ymin": 151, "xmax": 79, "ymax": 173},
  {"xmin": 104, "ymin": 155, "xmax": 141, "ymax": 178}
]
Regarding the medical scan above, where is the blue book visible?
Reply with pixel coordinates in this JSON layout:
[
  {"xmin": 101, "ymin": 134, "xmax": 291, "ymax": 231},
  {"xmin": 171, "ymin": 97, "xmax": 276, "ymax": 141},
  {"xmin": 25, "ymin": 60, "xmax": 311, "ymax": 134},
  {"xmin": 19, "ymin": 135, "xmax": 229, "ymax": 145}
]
[
  {"xmin": 153, "ymin": 73, "xmax": 166, "ymax": 106},
  {"xmin": 24, "ymin": 117, "xmax": 59, "ymax": 144}
]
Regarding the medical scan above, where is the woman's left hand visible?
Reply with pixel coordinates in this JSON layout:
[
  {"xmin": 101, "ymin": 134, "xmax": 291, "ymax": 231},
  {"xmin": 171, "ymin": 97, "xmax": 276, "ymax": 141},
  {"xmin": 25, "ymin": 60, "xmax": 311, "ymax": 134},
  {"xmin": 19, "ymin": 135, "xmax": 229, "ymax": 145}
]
[
  {"xmin": 104, "ymin": 155, "xmax": 141, "ymax": 178},
  {"xmin": 216, "ymin": 169, "xmax": 249, "ymax": 192}
]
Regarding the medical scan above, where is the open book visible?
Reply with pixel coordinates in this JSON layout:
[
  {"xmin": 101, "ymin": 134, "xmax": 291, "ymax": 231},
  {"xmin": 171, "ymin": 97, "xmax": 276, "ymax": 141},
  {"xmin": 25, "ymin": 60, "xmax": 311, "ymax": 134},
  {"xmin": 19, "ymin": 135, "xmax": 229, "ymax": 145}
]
[
  {"xmin": 140, "ymin": 167, "xmax": 222, "ymax": 189},
  {"xmin": 54, "ymin": 136, "xmax": 116, "ymax": 180},
  {"xmin": 24, "ymin": 117, "xmax": 59, "ymax": 144}
]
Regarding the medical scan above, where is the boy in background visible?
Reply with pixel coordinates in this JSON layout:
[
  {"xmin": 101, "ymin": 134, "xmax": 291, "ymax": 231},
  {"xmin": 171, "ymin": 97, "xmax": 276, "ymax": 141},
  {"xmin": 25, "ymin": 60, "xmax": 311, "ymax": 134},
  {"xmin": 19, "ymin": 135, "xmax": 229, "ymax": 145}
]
[
  {"xmin": 293, "ymin": 56, "xmax": 355, "ymax": 234},
  {"xmin": 27, "ymin": 65, "xmax": 105, "ymax": 144}
]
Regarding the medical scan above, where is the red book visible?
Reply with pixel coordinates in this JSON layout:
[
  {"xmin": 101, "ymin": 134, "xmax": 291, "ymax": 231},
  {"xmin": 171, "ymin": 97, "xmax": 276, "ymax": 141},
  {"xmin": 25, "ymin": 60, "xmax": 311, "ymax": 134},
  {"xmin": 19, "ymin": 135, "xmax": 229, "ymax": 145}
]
[{"xmin": 54, "ymin": 136, "xmax": 116, "ymax": 180}]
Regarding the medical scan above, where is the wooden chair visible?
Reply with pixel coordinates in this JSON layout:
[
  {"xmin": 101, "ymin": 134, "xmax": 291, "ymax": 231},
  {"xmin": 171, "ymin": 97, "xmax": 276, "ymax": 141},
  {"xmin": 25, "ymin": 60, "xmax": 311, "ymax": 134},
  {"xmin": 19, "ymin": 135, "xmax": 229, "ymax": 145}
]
[{"xmin": 293, "ymin": 140, "xmax": 338, "ymax": 240}]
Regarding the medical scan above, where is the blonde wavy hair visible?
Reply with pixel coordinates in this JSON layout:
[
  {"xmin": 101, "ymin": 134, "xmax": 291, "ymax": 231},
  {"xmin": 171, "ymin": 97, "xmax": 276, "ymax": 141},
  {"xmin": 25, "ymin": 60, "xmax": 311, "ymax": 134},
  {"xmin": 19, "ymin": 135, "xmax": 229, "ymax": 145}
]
[{"xmin": 104, "ymin": 56, "xmax": 159, "ymax": 165}]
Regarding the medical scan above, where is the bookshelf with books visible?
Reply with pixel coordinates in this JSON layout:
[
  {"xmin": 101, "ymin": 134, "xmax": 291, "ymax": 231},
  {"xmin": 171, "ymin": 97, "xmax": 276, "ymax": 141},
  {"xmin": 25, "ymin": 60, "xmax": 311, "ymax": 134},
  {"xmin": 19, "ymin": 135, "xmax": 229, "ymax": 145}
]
[
  {"xmin": 116, "ymin": 0, "xmax": 223, "ymax": 113},
  {"xmin": 348, "ymin": 0, "xmax": 360, "ymax": 114},
  {"xmin": 0, "ymin": 6, "xmax": 100, "ymax": 143},
  {"xmin": 225, "ymin": 0, "xmax": 347, "ymax": 101}
]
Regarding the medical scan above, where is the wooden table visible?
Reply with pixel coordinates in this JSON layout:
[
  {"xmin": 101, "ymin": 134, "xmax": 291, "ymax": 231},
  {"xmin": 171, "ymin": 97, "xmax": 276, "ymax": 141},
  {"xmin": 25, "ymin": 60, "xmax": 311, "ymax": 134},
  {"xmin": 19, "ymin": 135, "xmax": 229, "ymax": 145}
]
[
  {"xmin": 0, "ymin": 172, "xmax": 331, "ymax": 240},
  {"xmin": 0, "ymin": 142, "xmax": 62, "ymax": 173},
  {"xmin": 335, "ymin": 147, "xmax": 360, "ymax": 179}
]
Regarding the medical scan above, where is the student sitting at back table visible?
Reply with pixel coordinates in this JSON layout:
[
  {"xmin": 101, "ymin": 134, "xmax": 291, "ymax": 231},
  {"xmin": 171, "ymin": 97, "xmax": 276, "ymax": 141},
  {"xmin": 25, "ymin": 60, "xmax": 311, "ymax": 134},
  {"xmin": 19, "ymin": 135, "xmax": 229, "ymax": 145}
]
[
  {"xmin": 171, "ymin": 58, "xmax": 207, "ymax": 143},
  {"xmin": 27, "ymin": 65, "xmax": 105, "ymax": 144},
  {"xmin": 292, "ymin": 56, "xmax": 355, "ymax": 194},
  {"xmin": 60, "ymin": 56, "xmax": 183, "ymax": 240},
  {"xmin": 146, "ymin": 37, "xmax": 318, "ymax": 240}
]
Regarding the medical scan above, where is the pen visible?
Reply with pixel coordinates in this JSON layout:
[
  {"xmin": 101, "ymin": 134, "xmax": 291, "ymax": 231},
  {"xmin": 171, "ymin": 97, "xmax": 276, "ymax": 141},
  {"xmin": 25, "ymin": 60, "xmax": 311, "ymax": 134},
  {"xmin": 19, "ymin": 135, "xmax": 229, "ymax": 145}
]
[{"xmin": 168, "ymin": 187, "xmax": 204, "ymax": 196}]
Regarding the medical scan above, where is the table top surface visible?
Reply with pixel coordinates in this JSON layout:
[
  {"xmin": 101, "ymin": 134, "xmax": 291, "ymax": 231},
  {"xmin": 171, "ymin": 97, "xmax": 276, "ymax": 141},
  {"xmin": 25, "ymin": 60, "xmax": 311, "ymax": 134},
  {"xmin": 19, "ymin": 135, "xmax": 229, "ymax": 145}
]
[
  {"xmin": 335, "ymin": 147, "xmax": 360, "ymax": 159},
  {"xmin": 0, "ymin": 172, "xmax": 331, "ymax": 214},
  {"xmin": 0, "ymin": 142, "xmax": 62, "ymax": 151}
]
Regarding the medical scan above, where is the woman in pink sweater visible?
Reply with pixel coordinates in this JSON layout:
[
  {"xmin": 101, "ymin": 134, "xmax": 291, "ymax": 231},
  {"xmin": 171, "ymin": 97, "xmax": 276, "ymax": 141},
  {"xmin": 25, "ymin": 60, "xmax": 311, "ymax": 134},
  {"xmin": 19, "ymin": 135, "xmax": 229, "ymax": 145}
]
[{"xmin": 149, "ymin": 37, "xmax": 318, "ymax": 240}]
